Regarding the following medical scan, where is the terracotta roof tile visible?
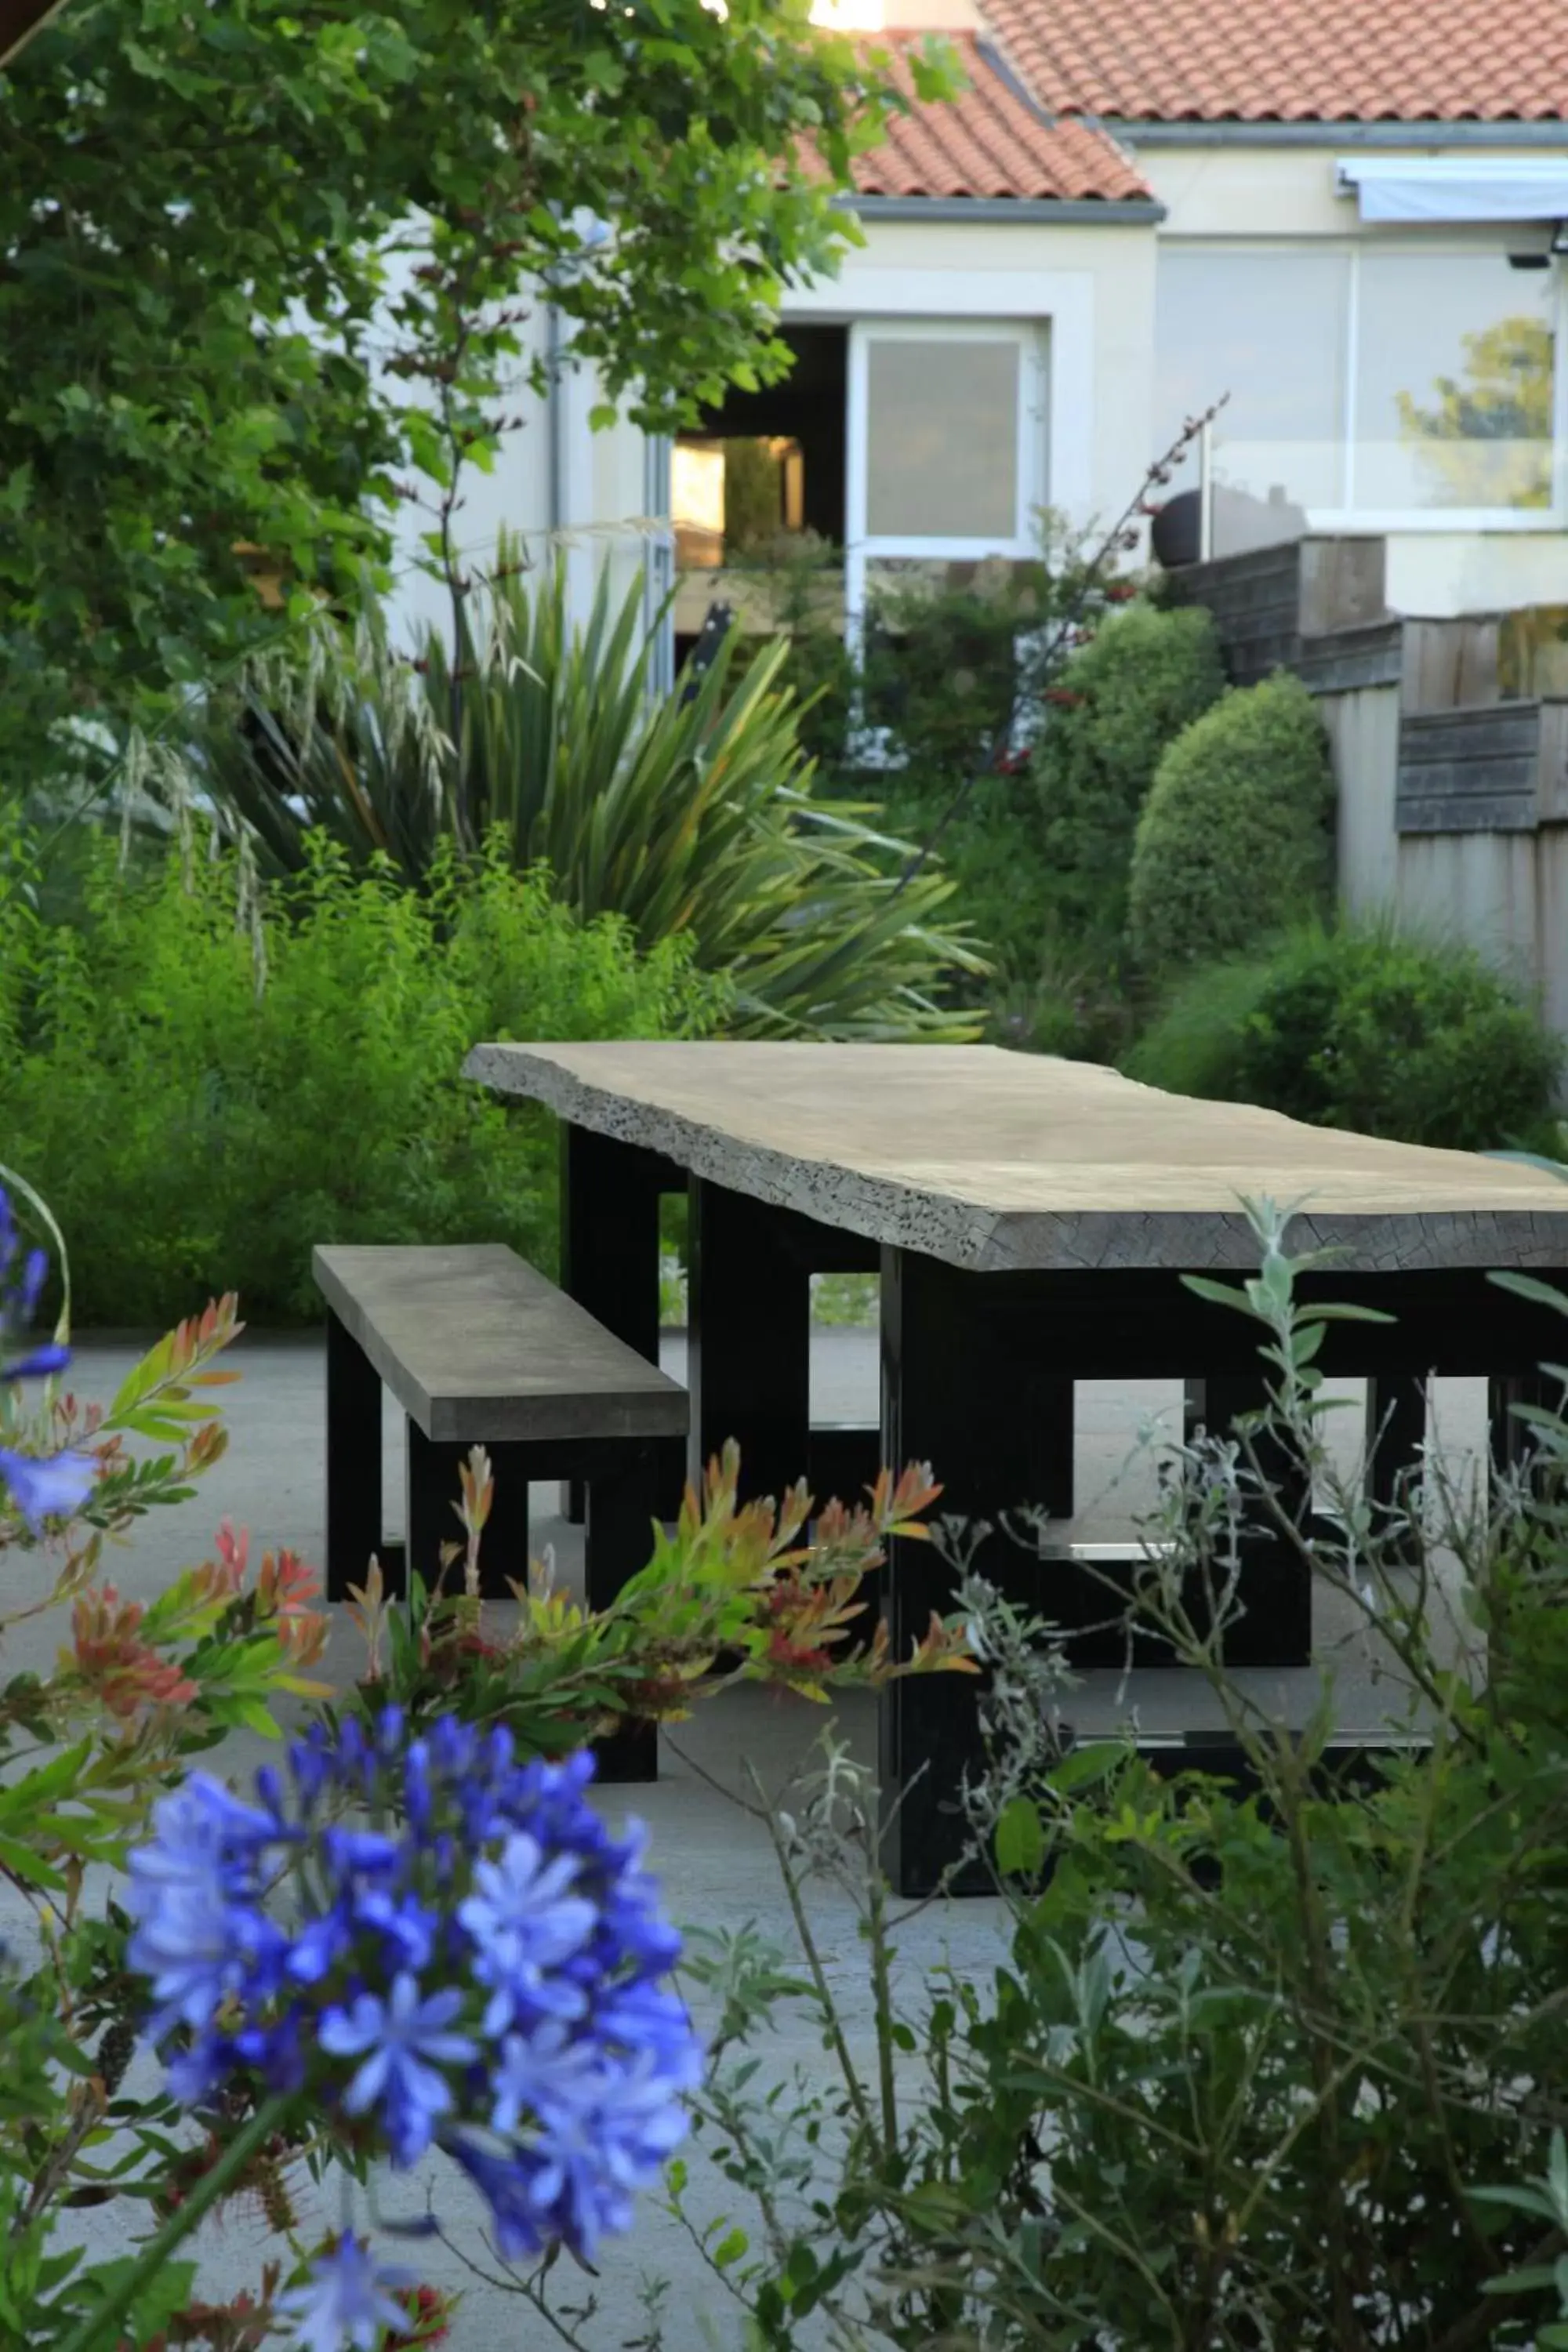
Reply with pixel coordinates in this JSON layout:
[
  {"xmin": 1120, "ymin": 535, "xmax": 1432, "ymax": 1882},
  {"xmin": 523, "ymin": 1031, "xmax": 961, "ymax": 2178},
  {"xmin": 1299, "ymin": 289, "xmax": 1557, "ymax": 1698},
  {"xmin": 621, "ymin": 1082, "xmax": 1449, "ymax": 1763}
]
[
  {"xmin": 843, "ymin": 31, "xmax": 1151, "ymax": 199},
  {"xmin": 978, "ymin": 0, "xmax": 1568, "ymax": 122}
]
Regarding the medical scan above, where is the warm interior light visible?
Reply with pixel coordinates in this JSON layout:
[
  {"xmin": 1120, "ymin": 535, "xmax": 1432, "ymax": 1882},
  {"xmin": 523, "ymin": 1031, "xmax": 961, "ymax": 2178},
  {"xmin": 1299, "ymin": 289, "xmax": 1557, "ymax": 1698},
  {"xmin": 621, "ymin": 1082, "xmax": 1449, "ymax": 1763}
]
[{"xmin": 671, "ymin": 442, "xmax": 726, "ymax": 535}]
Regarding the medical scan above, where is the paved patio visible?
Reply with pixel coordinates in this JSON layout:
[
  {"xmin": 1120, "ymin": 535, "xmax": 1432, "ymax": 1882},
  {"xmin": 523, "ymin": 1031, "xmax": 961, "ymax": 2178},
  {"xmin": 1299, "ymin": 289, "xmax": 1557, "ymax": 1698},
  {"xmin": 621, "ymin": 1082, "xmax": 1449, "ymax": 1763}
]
[{"xmin": 2, "ymin": 1327, "xmax": 1490, "ymax": 2344}]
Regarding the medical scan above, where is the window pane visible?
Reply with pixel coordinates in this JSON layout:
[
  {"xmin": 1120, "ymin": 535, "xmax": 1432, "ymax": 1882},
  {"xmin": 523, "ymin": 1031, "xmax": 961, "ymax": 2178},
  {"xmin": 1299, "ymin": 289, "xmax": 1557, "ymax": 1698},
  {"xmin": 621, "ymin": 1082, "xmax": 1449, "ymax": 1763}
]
[
  {"xmin": 1154, "ymin": 248, "xmax": 1351, "ymax": 518},
  {"xmin": 865, "ymin": 339, "xmax": 1019, "ymax": 540},
  {"xmin": 1354, "ymin": 251, "xmax": 1556, "ymax": 511}
]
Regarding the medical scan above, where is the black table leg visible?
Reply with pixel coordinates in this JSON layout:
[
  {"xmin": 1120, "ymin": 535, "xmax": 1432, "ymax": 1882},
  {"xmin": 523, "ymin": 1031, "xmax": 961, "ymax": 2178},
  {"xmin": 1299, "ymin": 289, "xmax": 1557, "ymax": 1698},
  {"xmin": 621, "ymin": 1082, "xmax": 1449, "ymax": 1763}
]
[
  {"xmin": 586, "ymin": 1445, "xmax": 659, "ymax": 1783},
  {"xmin": 878, "ymin": 1247, "xmax": 1076, "ymax": 1900},
  {"xmin": 405, "ymin": 1425, "xmax": 529, "ymax": 1602},
  {"xmin": 688, "ymin": 1176, "xmax": 811, "ymax": 1508},
  {"xmin": 325, "ymin": 1309, "xmax": 386, "ymax": 1602},
  {"xmin": 559, "ymin": 1124, "xmax": 681, "ymax": 1523}
]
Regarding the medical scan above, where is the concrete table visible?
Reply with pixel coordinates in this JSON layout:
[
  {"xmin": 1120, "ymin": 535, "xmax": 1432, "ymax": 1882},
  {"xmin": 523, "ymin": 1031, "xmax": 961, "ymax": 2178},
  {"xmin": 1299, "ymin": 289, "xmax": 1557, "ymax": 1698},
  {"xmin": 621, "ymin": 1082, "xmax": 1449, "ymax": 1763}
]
[{"xmin": 464, "ymin": 1040, "xmax": 1568, "ymax": 1893}]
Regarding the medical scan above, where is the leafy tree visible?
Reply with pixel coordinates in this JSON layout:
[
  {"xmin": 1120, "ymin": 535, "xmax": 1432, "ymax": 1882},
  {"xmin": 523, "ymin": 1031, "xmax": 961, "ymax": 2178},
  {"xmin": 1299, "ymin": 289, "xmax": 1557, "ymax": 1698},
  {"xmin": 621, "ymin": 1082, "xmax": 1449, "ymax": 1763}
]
[{"xmin": 0, "ymin": 0, "xmax": 942, "ymax": 760}]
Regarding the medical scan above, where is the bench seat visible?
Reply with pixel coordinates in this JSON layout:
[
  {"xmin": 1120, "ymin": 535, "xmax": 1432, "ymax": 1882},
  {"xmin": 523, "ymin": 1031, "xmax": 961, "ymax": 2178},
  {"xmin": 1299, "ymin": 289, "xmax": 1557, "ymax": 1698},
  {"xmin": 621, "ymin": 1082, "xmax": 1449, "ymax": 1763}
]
[
  {"xmin": 314, "ymin": 1244, "xmax": 689, "ymax": 1782},
  {"xmin": 314, "ymin": 1243, "xmax": 687, "ymax": 1451}
]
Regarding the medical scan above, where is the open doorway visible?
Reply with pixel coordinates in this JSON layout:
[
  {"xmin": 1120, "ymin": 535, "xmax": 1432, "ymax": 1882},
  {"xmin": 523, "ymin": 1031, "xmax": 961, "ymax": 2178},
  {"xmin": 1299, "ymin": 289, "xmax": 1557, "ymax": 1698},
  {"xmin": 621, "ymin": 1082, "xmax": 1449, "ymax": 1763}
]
[{"xmin": 671, "ymin": 325, "xmax": 848, "ymax": 670}]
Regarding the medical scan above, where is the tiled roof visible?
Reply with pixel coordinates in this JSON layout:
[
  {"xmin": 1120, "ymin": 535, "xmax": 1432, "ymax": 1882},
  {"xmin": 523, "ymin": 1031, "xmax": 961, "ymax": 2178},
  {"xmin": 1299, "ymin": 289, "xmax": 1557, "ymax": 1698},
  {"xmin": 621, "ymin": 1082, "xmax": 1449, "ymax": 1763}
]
[
  {"xmin": 844, "ymin": 31, "xmax": 1152, "ymax": 200},
  {"xmin": 978, "ymin": 0, "xmax": 1568, "ymax": 124}
]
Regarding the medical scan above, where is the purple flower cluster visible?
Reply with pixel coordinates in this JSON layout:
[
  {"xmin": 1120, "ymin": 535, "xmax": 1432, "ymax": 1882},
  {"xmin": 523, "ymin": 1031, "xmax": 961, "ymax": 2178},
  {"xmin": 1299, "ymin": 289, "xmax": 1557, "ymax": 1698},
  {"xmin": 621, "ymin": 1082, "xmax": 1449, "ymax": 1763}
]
[
  {"xmin": 125, "ymin": 1711, "xmax": 700, "ymax": 2264},
  {"xmin": 0, "ymin": 1185, "xmax": 95, "ymax": 1530}
]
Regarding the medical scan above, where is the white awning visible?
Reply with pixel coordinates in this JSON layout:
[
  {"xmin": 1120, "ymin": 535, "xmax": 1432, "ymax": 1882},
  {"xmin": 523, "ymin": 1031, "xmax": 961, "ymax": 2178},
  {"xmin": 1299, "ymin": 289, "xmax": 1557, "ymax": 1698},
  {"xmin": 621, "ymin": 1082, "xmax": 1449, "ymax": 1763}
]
[{"xmin": 1337, "ymin": 155, "xmax": 1568, "ymax": 223}]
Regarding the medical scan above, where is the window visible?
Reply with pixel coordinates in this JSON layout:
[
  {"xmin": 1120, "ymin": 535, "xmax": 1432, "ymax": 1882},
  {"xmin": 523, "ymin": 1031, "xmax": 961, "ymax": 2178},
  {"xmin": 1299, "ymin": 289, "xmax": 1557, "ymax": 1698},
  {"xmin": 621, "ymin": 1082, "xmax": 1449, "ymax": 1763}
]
[
  {"xmin": 1154, "ymin": 241, "xmax": 1563, "ymax": 528},
  {"xmin": 1355, "ymin": 252, "xmax": 1555, "ymax": 511},
  {"xmin": 849, "ymin": 323, "xmax": 1045, "ymax": 561},
  {"xmin": 864, "ymin": 338, "xmax": 1022, "ymax": 539},
  {"xmin": 1155, "ymin": 249, "xmax": 1351, "ymax": 511},
  {"xmin": 670, "ymin": 435, "xmax": 807, "ymax": 569}
]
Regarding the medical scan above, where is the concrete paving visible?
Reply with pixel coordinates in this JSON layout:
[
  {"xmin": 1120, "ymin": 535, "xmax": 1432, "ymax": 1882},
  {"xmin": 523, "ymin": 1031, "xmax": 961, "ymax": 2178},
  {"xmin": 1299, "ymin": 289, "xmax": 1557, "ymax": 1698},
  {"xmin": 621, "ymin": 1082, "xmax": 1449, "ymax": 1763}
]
[{"xmin": 1, "ymin": 1327, "xmax": 1491, "ymax": 2346}]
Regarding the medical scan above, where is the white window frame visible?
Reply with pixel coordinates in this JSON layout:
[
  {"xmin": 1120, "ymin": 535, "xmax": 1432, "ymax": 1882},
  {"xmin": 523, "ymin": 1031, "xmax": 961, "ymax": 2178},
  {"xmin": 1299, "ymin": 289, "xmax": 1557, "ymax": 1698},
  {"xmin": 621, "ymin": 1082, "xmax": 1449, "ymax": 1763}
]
[
  {"xmin": 782, "ymin": 264, "xmax": 1092, "ymax": 636},
  {"xmin": 1161, "ymin": 236, "xmax": 1568, "ymax": 535},
  {"xmin": 844, "ymin": 318, "xmax": 1047, "ymax": 640}
]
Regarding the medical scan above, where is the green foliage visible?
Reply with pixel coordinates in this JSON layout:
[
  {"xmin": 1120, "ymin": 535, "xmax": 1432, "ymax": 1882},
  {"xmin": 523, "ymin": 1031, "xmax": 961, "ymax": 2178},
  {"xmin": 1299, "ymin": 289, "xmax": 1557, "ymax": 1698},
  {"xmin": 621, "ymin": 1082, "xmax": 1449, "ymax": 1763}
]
[
  {"xmin": 193, "ymin": 562, "xmax": 983, "ymax": 1039},
  {"xmin": 1033, "ymin": 600, "xmax": 1226, "ymax": 953},
  {"xmin": 671, "ymin": 1209, "xmax": 1568, "ymax": 2352},
  {"xmin": 763, "ymin": 534, "xmax": 1152, "ymax": 1024},
  {"xmin": 1127, "ymin": 670, "xmax": 1336, "ymax": 976},
  {"xmin": 0, "ymin": 1178, "xmax": 969, "ymax": 2347},
  {"xmin": 988, "ymin": 936, "xmax": 1140, "ymax": 1065},
  {"xmin": 0, "ymin": 829, "xmax": 719, "ymax": 1325},
  {"xmin": 0, "ymin": 1290, "xmax": 344, "ymax": 2350},
  {"xmin": 0, "ymin": 0, "xmax": 950, "ymax": 755},
  {"xmin": 849, "ymin": 560, "xmax": 1095, "ymax": 985},
  {"xmin": 344, "ymin": 1447, "xmax": 967, "ymax": 1751},
  {"xmin": 1127, "ymin": 921, "xmax": 1563, "ymax": 1152}
]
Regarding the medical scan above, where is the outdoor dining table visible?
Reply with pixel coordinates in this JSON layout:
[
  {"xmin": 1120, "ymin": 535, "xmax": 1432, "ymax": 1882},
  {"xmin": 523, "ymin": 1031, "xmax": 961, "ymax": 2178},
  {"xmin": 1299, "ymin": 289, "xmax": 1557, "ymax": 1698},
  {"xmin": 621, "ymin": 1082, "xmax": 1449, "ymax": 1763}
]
[{"xmin": 463, "ymin": 1039, "xmax": 1568, "ymax": 1894}]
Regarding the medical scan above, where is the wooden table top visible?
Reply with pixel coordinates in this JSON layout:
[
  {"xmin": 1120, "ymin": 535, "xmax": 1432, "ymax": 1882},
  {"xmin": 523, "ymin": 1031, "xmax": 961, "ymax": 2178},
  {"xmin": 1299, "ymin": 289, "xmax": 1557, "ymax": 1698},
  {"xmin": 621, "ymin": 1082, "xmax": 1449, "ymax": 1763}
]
[{"xmin": 463, "ymin": 1040, "xmax": 1568, "ymax": 1275}]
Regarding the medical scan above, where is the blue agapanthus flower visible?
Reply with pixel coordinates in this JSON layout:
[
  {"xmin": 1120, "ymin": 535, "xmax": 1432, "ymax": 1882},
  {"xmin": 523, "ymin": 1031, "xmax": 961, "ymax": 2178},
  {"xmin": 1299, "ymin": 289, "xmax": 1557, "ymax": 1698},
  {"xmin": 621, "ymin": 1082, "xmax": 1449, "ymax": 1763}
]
[
  {"xmin": 275, "ymin": 2234, "xmax": 414, "ymax": 2352},
  {"xmin": 0, "ymin": 1183, "xmax": 95, "ymax": 1528},
  {"xmin": 125, "ymin": 1713, "xmax": 702, "ymax": 2268},
  {"xmin": 0, "ymin": 1443, "xmax": 97, "ymax": 1530}
]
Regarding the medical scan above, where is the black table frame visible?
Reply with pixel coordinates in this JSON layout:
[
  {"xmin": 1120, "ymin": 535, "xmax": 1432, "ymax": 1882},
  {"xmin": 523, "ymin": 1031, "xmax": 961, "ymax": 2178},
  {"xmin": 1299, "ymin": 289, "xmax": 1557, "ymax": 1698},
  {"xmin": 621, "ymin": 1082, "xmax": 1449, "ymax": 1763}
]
[{"xmin": 559, "ymin": 1123, "xmax": 1566, "ymax": 1895}]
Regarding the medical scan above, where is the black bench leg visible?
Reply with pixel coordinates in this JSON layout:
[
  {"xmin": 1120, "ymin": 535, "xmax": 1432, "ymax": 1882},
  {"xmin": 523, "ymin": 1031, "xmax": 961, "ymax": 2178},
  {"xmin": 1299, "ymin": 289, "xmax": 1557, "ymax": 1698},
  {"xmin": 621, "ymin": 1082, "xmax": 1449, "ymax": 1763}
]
[
  {"xmin": 1183, "ymin": 1374, "xmax": 1312, "ymax": 1668},
  {"xmin": 586, "ymin": 1445, "xmax": 659, "ymax": 1783},
  {"xmin": 325, "ymin": 1309, "xmax": 385, "ymax": 1604},
  {"xmin": 405, "ymin": 1425, "xmax": 530, "ymax": 1602}
]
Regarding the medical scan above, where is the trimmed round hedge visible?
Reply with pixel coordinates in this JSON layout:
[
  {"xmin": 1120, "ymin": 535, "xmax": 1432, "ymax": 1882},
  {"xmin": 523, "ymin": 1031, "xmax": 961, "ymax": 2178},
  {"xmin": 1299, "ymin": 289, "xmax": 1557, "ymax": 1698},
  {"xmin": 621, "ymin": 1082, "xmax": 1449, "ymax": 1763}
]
[
  {"xmin": 1127, "ymin": 670, "xmax": 1335, "ymax": 975},
  {"xmin": 1033, "ymin": 601, "xmax": 1225, "ymax": 950}
]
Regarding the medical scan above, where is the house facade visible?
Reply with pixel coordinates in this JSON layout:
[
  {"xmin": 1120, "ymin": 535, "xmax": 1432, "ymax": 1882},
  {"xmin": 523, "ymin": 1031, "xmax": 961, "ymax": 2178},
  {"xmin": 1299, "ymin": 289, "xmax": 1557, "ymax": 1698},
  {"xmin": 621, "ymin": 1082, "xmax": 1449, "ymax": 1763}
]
[{"xmin": 382, "ymin": 0, "xmax": 1568, "ymax": 659}]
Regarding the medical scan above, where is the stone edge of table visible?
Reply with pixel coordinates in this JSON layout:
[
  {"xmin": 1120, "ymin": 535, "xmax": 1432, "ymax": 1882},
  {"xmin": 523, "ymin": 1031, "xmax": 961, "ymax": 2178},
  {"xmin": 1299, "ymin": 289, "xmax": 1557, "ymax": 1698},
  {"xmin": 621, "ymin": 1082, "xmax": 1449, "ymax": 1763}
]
[
  {"xmin": 462, "ymin": 1045, "xmax": 1568, "ymax": 1276},
  {"xmin": 311, "ymin": 1243, "xmax": 689, "ymax": 1444}
]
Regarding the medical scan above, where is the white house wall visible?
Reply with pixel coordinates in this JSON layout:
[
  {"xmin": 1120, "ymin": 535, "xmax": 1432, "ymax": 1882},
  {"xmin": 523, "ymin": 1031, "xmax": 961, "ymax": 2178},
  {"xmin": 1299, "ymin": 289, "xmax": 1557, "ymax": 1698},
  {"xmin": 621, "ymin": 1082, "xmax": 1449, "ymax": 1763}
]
[
  {"xmin": 492, "ymin": 208, "xmax": 1159, "ymax": 633},
  {"xmin": 1144, "ymin": 142, "xmax": 1381, "ymax": 238},
  {"xmin": 1139, "ymin": 140, "xmax": 1566, "ymax": 241},
  {"xmin": 366, "ymin": 238, "xmax": 644, "ymax": 654},
  {"xmin": 1383, "ymin": 531, "xmax": 1568, "ymax": 615}
]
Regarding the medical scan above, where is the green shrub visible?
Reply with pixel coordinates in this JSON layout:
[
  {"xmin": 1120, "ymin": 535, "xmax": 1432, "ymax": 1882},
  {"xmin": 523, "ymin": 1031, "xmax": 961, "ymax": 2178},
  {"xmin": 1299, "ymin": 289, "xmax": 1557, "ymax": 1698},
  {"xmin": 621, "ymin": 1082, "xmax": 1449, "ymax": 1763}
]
[
  {"xmin": 768, "ymin": 533, "xmax": 1159, "ymax": 999},
  {"xmin": 674, "ymin": 1213, "xmax": 1568, "ymax": 2352},
  {"xmin": 1126, "ymin": 921, "xmax": 1562, "ymax": 1152},
  {"xmin": 1033, "ymin": 601, "xmax": 1225, "ymax": 951},
  {"xmin": 0, "ymin": 829, "xmax": 721, "ymax": 1326},
  {"xmin": 988, "ymin": 937, "xmax": 1139, "ymax": 1066},
  {"xmin": 1127, "ymin": 670, "xmax": 1335, "ymax": 975},
  {"xmin": 193, "ymin": 559, "xmax": 982, "ymax": 1041},
  {"xmin": 805, "ymin": 559, "xmax": 1073, "ymax": 984}
]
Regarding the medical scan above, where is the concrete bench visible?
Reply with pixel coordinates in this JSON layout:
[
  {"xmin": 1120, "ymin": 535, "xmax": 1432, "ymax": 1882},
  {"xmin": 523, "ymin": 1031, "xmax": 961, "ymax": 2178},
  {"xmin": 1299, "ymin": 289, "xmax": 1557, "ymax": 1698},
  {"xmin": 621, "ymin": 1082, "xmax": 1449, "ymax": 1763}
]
[{"xmin": 313, "ymin": 1245, "xmax": 688, "ymax": 1775}]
